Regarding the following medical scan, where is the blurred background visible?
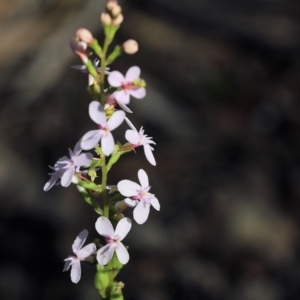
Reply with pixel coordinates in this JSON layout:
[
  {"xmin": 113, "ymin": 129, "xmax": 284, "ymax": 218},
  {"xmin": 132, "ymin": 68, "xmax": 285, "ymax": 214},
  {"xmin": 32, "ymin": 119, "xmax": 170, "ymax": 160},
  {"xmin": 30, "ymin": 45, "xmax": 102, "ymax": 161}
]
[{"xmin": 0, "ymin": 0, "xmax": 300, "ymax": 299}]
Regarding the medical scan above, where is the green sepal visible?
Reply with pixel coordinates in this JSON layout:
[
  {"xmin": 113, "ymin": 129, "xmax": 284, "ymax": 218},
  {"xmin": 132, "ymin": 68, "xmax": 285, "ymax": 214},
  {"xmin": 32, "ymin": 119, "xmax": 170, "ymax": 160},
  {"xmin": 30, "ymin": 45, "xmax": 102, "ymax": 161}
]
[
  {"xmin": 95, "ymin": 264, "xmax": 110, "ymax": 298},
  {"xmin": 88, "ymin": 168, "xmax": 98, "ymax": 182},
  {"xmin": 77, "ymin": 185, "xmax": 102, "ymax": 215},
  {"xmin": 89, "ymin": 39, "xmax": 103, "ymax": 57},
  {"xmin": 106, "ymin": 45, "xmax": 122, "ymax": 65}
]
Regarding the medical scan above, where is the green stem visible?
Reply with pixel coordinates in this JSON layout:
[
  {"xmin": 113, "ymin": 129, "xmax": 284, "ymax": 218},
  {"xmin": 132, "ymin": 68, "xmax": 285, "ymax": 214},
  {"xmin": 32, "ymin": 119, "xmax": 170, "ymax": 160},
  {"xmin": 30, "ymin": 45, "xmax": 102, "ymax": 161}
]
[
  {"xmin": 101, "ymin": 153, "xmax": 109, "ymax": 218},
  {"xmin": 100, "ymin": 32, "xmax": 113, "ymax": 106}
]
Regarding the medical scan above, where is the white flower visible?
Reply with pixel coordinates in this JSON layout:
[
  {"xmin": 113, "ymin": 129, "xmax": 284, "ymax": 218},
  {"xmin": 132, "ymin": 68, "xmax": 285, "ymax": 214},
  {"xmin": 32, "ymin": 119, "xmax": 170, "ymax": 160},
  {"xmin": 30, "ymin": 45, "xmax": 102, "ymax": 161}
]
[
  {"xmin": 43, "ymin": 140, "xmax": 93, "ymax": 191},
  {"xmin": 107, "ymin": 66, "xmax": 146, "ymax": 109},
  {"xmin": 95, "ymin": 217, "xmax": 131, "ymax": 265},
  {"xmin": 80, "ymin": 101, "xmax": 125, "ymax": 156},
  {"xmin": 71, "ymin": 59, "xmax": 110, "ymax": 86},
  {"xmin": 63, "ymin": 230, "xmax": 96, "ymax": 284},
  {"xmin": 117, "ymin": 169, "xmax": 160, "ymax": 224},
  {"xmin": 125, "ymin": 117, "xmax": 156, "ymax": 166}
]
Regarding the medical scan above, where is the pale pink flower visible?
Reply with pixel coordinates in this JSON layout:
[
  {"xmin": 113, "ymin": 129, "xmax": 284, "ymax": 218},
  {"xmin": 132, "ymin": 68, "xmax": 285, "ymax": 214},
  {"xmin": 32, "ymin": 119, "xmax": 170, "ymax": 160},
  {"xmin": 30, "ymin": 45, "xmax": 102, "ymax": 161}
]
[
  {"xmin": 117, "ymin": 169, "xmax": 160, "ymax": 224},
  {"xmin": 107, "ymin": 66, "xmax": 146, "ymax": 108},
  {"xmin": 96, "ymin": 217, "xmax": 131, "ymax": 265},
  {"xmin": 125, "ymin": 117, "xmax": 156, "ymax": 166},
  {"xmin": 80, "ymin": 101, "xmax": 125, "ymax": 156},
  {"xmin": 63, "ymin": 230, "xmax": 96, "ymax": 284},
  {"xmin": 43, "ymin": 140, "xmax": 93, "ymax": 191}
]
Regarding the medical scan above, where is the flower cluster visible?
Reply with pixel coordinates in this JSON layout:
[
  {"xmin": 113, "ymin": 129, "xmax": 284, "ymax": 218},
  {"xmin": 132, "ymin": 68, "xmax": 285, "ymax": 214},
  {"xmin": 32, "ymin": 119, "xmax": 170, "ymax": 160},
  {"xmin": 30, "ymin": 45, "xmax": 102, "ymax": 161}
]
[{"xmin": 44, "ymin": 1, "xmax": 160, "ymax": 297}]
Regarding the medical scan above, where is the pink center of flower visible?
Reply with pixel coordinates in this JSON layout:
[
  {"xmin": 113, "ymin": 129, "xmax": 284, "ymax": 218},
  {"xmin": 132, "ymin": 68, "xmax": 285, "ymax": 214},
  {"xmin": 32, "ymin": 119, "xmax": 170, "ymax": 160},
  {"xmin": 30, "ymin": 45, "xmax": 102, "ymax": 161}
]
[{"xmin": 122, "ymin": 82, "xmax": 136, "ymax": 90}]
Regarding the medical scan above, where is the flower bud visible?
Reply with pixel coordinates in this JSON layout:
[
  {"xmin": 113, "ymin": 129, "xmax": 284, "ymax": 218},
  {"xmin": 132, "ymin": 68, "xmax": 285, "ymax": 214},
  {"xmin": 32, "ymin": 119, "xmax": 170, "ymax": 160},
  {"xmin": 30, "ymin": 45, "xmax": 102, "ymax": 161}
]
[
  {"xmin": 69, "ymin": 38, "xmax": 88, "ymax": 63},
  {"xmin": 76, "ymin": 28, "xmax": 94, "ymax": 44},
  {"xmin": 106, "ymin": 1, "xmax": 119, "ymax": 11},
  {"xmin": 100, "ymin": 12, "xmax": 112, "ymax": 25},
  {"xmin": 122, "ymin": 39, "xmax": 138, "ymax": 54},
  {"xmin": 112, "ymin": 14, "xmax": 123, "ymax": 26},
  {"xmin": 111, "ymin": 5, "xmax": 122, "ymax": 17}
]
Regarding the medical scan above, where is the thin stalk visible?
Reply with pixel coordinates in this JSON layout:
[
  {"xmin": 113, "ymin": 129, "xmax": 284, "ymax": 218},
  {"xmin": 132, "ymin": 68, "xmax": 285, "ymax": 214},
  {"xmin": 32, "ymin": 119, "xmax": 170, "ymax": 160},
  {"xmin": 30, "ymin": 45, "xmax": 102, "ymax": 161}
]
[{"xmin": 101, "ymin": 153, "xmax": 109, "ymax": 218}]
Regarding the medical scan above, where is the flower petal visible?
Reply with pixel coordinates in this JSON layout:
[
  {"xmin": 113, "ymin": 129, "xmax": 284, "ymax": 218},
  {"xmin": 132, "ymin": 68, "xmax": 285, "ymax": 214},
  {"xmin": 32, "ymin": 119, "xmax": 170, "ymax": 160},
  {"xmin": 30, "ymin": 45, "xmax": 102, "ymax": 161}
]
[
  {"xmin": 63, "ymin": 258, "xmax": 73, "ymax": 271},
  {"xmin": 143, "ymin": 144, "xmax": 156, "ymax": 166},
  {"xmin": 101, "ymin": 132, "xmax": 115, "ymax": 156},
  {"xmin": 125, "ymin": 66, "xmax": 140, "ymax": 81},
  {"xmin": 130, "ymin": 88, "xmax": 146, "ymax": 99},
  {"xmin": 138, "ymin": 169, "xmax": 149, "ymax": 188},
  {"xmin": 115, "ymin": 217, "xmax": 132, "ymax": 240},
  {"xmin": 118, "ymin": 180, "xmax": 141, "ymax": 197},
  {"xmin": 118, "ymin": 101, "xmax": 133, "ymax": 113},
  {"xmin": 108, "ymin": 71, "xmax": 124, "ymax": 87},
  {"xmin": 114, "ymin": 90, "xmax": 130, "ymax": 105},
  {"xmin": 43, "ymin": 175, "xmax": 59, "ymax": 191},
  {"xmin": 133, "ymin": 201, "xmax": 150, "ymax": 224},
  {"xmin": 150, "ymin": 197, "xmax": 160, "ymax": 211},
  {"xmin": 125, "ymin": 130, "xmax": 139, "ymax": 144},
  {"xmin": 97, "ymin": 244, "xmax": 115, "ymax": 265},
  {"xmin": 70, "ymin": 261, "xmax": 81, "ymax": 284},
  {"xmin": 72, "ymin": 139, "xmax": 83, "ymax": 157},
  {"xmin": 107, "ymin": 110, "xmax": 125, "ymax": 131},
  {"xmin": 95, "ymin": 216, "xmax": 115, "ymax": 237},
  {"xmin": 72, "ymin": 229, "xmax": 88, "ymax": 253},
  {"xmin": 89, "ymin": 101, "xmax": 106, "ymax": 126},
  {"xmin": 116, "ymin": 242, "xmax": 129, "ymax": 264},
  {"xmin": 61, "ymin": 166, "xmax": 75, "ymax": 187},
  {"xmin": 81, "ymin": 130, "xmax": 102, "ymax": 150},
  {"xmin": 77, "ymin": 243, "xmax": 96, "ymax": 260},
  {"xmin": 124, "ymin": 198, "xmax": 138, "ymax": 207},
  {"xmin": 73, "ymin": 153, "xmax": 93, "ymax": 167},
  {"xmin": 125, "ymin": 117, "xmax": 137, "ymax": 131}
]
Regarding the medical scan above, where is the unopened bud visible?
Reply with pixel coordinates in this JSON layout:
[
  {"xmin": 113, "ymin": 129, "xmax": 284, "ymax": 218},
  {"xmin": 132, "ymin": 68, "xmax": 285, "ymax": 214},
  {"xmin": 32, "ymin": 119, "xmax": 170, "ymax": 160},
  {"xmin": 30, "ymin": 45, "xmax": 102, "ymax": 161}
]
[
  {"xmin": 112, "ymin": 14, "xmax": 123, "ymax": 26},
  {"xmin": 69, "ymin": 38, "xmax": 88, "ymax": 63},
  {"xmin": 111, "ymin": 5, "xmax": 122, "ymax": 17},
  {"xmin": 101, "ymin": 12, "xmax": 112, "ymax": 25},
  {"xmin": 122, "ymin": 39, "xmax": 138, "ymax": 54},
  {"xmin": 76, "ymin": 28, "xmax": 94, "ymax": 44},
  {"xmin": 106, "ymin": 1, "xmax": 119, "ymax": 11}
]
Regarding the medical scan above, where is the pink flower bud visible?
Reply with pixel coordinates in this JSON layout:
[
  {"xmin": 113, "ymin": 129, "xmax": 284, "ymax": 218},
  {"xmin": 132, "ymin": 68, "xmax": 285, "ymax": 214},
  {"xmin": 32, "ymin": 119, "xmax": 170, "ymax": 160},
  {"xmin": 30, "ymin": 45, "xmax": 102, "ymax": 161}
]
[
  {"xmin": 106, "ymin": 1, "xmax": 119, "ymax": 11},
  {"xmin": 111, "ymin": 5, "xmax": 122, "ymax": 17},
  {"xmin": 112, "ymin": 14, "xmax": 123, "ymax": 26},
  {"xmin": 122, "ymin": 39, "xmax": 138, "ymax": 55},
  {"xmin": 100, "ymin": 12, "xmax": 112, "ymax": 25},
  {"xmin": 69, "ymin": 38, "xmax": 88, "ymax": 63},
  {"xmin": 76, "ymin": 28, "xmax": 94, "ymax": 44}
]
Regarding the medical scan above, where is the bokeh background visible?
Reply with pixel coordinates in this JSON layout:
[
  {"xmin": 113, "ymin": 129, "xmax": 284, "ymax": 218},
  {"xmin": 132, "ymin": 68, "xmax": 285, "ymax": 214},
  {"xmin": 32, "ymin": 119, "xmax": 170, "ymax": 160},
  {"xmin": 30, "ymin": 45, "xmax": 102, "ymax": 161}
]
[{"xmin": 1, "ymin": 0, "xmax": 300, "ymax": 299}]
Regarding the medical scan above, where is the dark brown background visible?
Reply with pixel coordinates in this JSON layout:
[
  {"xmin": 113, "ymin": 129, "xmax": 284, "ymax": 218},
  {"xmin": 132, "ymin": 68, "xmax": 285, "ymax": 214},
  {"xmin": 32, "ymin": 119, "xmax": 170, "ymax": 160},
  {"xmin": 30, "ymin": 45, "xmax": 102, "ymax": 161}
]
[{"xmin": 0, "ymin": 0, "xmax": 300, "ymax": 299}]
